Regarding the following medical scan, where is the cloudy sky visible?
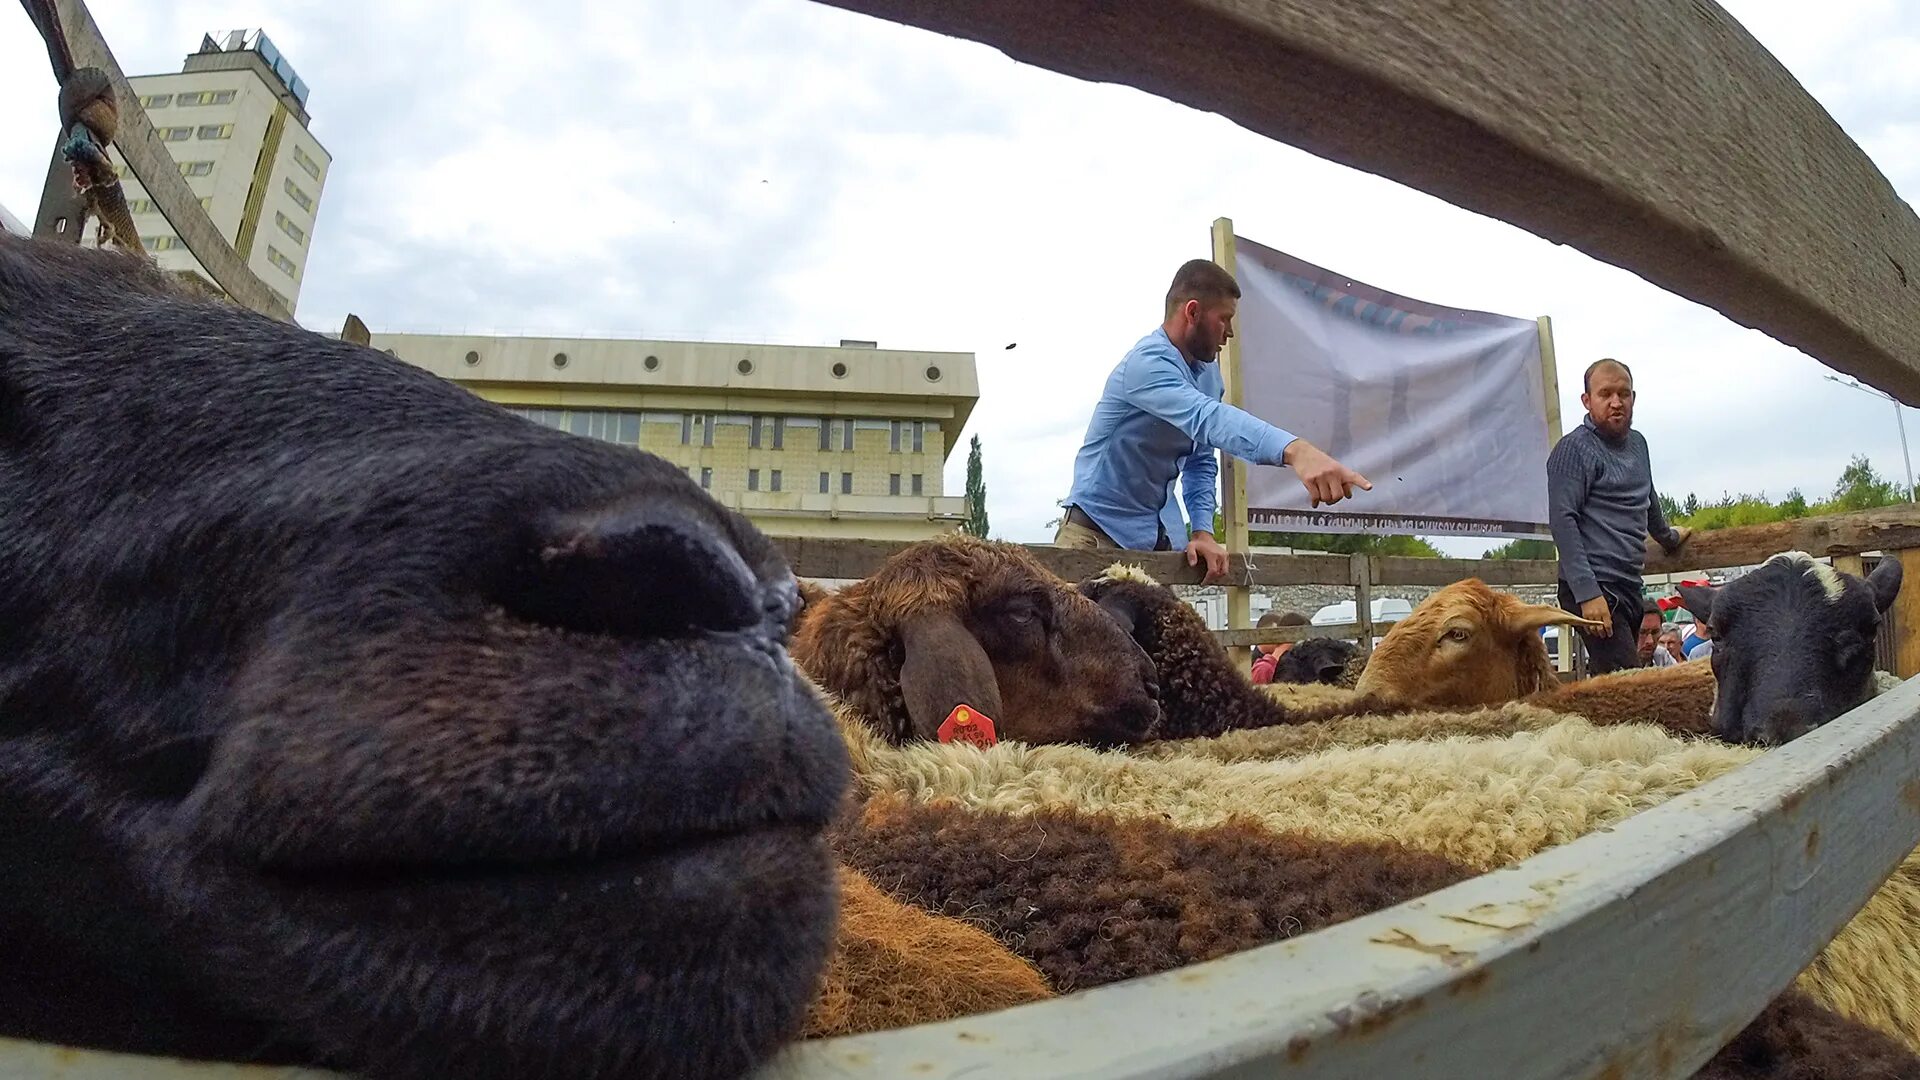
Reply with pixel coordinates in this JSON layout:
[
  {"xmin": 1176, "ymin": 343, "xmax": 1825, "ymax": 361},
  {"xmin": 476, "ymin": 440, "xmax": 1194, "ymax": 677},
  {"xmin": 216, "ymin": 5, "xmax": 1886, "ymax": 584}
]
[{"xmin": 3, "ymin": 1, "xmax": 1917, "ymax": 556}]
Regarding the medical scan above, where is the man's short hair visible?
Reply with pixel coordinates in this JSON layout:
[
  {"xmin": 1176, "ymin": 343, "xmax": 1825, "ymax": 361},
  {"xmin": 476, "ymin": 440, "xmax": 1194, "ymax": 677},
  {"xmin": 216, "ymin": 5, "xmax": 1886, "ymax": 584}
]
[
  {"xmin": 1165, "ymin": 259, "xmax": 1241, "ymax": 319},
  {"xmin": 1258, "ymin": 610, "xmax": 1309, "ymax": 628},
  {"xmin": 1584, "ymin": 357, "xmax": 1633, "ymax": 393}
]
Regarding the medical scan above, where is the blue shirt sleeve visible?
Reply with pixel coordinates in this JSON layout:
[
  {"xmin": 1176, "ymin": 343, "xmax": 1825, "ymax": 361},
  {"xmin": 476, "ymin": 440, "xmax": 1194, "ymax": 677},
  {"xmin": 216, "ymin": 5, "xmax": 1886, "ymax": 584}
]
[
  {"xmin": 1120, "ymin": 348, "xmax": 1298, "ymax": 469},
  {"xmin": 1180, "ymin": 448, "xmax": 1218, "ymax": 535}
]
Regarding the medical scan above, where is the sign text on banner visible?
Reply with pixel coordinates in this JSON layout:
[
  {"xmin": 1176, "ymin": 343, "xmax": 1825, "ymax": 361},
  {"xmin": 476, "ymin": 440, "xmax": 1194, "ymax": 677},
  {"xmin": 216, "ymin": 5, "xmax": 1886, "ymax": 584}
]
[{"xmin": 1228, "ymin": 235, "xmax": 1556, "ymax": 539}]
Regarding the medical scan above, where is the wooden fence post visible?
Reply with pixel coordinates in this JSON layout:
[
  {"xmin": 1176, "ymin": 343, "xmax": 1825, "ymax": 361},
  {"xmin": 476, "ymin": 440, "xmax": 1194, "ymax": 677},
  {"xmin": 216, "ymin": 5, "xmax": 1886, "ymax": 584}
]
[
  {"xmin": 1352, "ymin": 552, "xmax": 1374, "ymax": 655},
  {"xmin": 1894, "ymin": 549, "xmax": 1920, "ymax": 679},
  {"xmin": 1212, "ymin": 217, "xmax": 1253, "ymax": 668}
]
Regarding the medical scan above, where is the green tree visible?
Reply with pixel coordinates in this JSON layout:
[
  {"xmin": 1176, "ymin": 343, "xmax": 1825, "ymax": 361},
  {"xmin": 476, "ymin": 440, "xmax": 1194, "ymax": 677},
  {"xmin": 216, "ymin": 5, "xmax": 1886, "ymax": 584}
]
[
  {"xmin": 1483, "ymin": 538, "xmax": 1557, "ymax": 560},
  {"xmin": 1826, "ymin": 454, "xmax": 1902, "ymax": 513},
  {"xmin": 962, "ymin": 434, "xmax": 990, "ymax": 538},
  {"xmin": 1683, "ymin": 493, "xmax": 1700, "ymax": 517},
  {"xmin": 1779, "ymin": 488, "xmax": 1809, "ymax": 518}
]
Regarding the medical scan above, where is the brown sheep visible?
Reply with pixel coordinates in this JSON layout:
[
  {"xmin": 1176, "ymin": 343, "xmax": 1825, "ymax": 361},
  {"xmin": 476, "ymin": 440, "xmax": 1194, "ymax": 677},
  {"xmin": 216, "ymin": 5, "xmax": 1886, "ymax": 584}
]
[
  {"xmin": 1076, "ymin": 564, "xmax": 1412, "ymax": 737},
  {"xmin": 832, "ymin": 793, "xmax": 1920, "ymax": 1078},
  {"xmin": 792, "ymin": 535, "xmax": 1162, "ymax": 746}
]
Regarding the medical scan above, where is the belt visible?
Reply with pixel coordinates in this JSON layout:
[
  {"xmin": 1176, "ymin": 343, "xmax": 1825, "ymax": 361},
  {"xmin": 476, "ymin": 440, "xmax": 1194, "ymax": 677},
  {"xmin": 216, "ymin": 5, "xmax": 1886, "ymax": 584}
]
[{"xmin": 1066, "ymin": 505, "xmax": 1170, "ymax": 551}]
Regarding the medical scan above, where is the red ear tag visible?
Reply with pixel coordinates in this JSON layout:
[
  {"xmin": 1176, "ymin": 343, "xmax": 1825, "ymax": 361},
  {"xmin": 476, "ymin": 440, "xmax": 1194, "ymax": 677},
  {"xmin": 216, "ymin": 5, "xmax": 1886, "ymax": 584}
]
[{"xmin": 937, "ymin": 704, "xmax": 998, "ymax": 747}]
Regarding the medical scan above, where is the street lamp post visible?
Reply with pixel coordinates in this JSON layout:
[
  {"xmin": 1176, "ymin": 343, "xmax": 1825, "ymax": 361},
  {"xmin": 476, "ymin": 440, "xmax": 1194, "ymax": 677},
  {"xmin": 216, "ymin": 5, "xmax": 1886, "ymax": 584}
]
[{"xmin": 1824, "ymin": 374, "xmax": 1915, "ymax": 500}]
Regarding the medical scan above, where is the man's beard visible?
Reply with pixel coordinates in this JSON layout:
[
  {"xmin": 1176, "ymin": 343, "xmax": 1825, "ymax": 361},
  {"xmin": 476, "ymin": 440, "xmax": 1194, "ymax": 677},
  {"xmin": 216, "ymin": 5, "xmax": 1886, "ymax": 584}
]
[{"xmin": 1184, "ymin": 325, "xmax": 1218, "ymax": 363}]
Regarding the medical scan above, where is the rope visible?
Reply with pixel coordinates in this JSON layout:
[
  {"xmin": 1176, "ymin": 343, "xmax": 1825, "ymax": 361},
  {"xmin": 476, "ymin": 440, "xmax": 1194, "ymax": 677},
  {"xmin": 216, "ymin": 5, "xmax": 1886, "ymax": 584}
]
[{"xmin": 18, "ymin": 0, "xmax": 146, "ymax": 254}]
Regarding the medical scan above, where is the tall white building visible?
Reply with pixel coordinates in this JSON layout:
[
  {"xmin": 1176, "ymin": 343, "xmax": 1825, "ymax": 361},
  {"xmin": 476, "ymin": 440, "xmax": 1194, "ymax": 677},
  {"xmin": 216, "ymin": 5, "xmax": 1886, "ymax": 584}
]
[{"xmin": 84, "ymin": 30, "xmax": 330, "ymax": 313}]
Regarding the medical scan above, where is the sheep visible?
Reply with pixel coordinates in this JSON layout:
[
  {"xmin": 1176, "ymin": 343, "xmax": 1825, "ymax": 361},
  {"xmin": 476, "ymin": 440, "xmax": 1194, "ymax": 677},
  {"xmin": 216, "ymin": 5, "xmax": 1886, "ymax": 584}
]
[
  {"xmin": 1676, "ymin": 551, "xmax": 1904, "ymax": 745},
  {"xmin": 1072, "ymin": 564, "xmax": 1413, "ymax": 737},
  {"xmin": 829, "ymin": 700, "xmax": 1920, "ymax": 1057},
  {"xmin": 802, "ymin": 865, "xmax": 1053, "ymax": 1038},
  {"xmin": 0, "ymin": 235, "xmax": 853, "ymax": 1080},
  {"xmin": 826, "ymin": 714, "xmax": 1920, "ymax": 1074},
  {"xmin": 1349, "ymin": 576, "xmax": 1723, "ymax": 732},
  {"xmin": 1269, "ymin": 636, "xmax": 1362, "ymax": 685},
  {"xmin": 791, "ymin": 535, "xmax": 1163, "ymax": 746}
]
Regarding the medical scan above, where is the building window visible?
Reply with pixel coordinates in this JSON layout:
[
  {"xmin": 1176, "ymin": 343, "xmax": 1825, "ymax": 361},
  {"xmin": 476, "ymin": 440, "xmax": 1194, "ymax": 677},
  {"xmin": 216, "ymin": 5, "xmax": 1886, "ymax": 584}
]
[
  {"xmin": 140, "ymin": 93, "xmax": 173, "ymax": 108},
  {"xmin": 268, "ymin": 287, "xmax": 289, "ymax": 309},
  {"xmin": 818, "ymin": 419, "xmax": 832, "ymax": 452},
  {"xmin": 200, "ymin": 197, "xmax": 212, "ymax": 210},
  {"xmin": 142, "ymin": 235, "xmax": 179, "ymax": 251},
  {"xmin": 748, "ymin": 469, "xmax": 760, "ymax": 492},
  {"xmin": 618, "ymin": 414, "xmax": 639, "ymax": 443},
  {"xmin": 913, "ymin": 421, "xmax": 924, "ymax": 453},
  {"xmin": 275, "ymin": 211, "xmax": 305, "ymax": 245},
  {"xmin": 175, "ymin": 89, "xmax": 235, "ymax": 106},
  {"xmin": 681, "ymin": 414, "xmax": 692, "ymax": 445},
  {"xmin": 266, "ymin": 245, "xmax": 298, "ymax": 279},
  {"xmin": 889, "ymin": 473, "xmax": 901, "ymax": 496},
  {"xmin": 750, "ymin": 417, "xmax": 762, "ymax": 449},
  {"xmin": 842, "ymin": 422, "xmax": 854, "ymax": 452},
  {"xmin": 699, "ymin": 467, "xmax": 712, "ymax": 490},
  {"xmin": 179, "ymin": 160, "xmax": 214, "ymax": 177},
  {"xmin": 912, "ymin": 473, "xmax": 923, "ymax": 496},
  {"xmin": 819, "ymin": 472, "xmax": 830, "ymax": 494},
  {"xmin": 770, "ymin": 469, "xmax": 782, "ymax": 493},
  {"xmin": 197, "ymin": 124, "xmax": 232, "ymax": 140},
  {"xmin": 772, "ymin": 416, "xmax": 785, "ymax": 449},
  {"xmin": 890, "ymin": 420, "xmax": 902, "ymax": 452},
  {"xmin": 128, "ymin": 199, "xmax": 153, "ymax": 214},
  {"xmin": 161, "ymin": 126, "xmax": 193, "ymax": 142},
  {"xmin": 292, "ymin": 144, "xmax": 323, "ymax": 181},
  {"xmin": 284, "ymin": 178, "xmax": 314, "ymax": 212},
  {"xmin": 841, "ymin": 472, "xmax": 853, "ymax": 495},
  {"xmin": 702, "ymin": 413, "xmax": 714, "ymax": 448}
]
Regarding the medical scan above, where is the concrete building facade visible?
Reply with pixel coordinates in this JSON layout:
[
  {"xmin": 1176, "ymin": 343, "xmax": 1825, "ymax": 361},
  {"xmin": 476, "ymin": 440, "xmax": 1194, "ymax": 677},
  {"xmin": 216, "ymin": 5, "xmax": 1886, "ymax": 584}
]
[
  {"xmin": 374, "ymin": 331, "xmax": 979, "ymax": 542},
  {"xmin": 83, "ymin": 30, "xmax": 329, "ymax": 314}
]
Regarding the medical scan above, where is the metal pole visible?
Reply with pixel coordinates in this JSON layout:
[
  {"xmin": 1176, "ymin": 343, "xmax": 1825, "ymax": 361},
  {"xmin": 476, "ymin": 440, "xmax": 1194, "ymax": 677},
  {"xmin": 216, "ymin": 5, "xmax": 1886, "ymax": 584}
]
[{"xmin": 1897, "ymin": 400, "xmax": 1914, "ymax": 501}]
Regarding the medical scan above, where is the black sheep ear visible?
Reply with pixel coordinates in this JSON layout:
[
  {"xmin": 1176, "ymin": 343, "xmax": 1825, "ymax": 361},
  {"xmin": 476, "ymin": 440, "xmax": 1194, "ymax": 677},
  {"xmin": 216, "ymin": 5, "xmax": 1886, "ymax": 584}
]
[
  {"xmin": 1089, "ymin": 591, "xmax": 1143, "ymax": 639},
  {"xmin": 1676, "ymin": 583, "xmax": 1718, "ymax": 627},
  {"xmin": 897, "ymin": 611, "xmax": 1003, "ymax": 741},
  {"xmin": 1867, "ymin": 557, "xmax": 1903, "ymax": 614},
  {"xmin": 505, "ymin": 502, "xmax": 761, "ymax": 637}
]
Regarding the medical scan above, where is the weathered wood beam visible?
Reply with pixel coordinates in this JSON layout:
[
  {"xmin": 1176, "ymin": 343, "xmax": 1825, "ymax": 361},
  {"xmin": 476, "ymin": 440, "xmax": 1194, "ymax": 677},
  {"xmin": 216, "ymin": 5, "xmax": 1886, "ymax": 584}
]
[
  {"xmin": 814, "ymin": 0, "xmax": 1920, "ymax": 404},
  {"xmin": 1211, "ymin": 620, "xmax": 1392, "ymax": 649},
  {"xmin": 770, "ymin": 536, "xmax": 1354, "ymax": 588},
  {"xmin": 41, "ymin": 0, "xmax": 291, "ymax": 321},
  {"xmin": 1645, "ymin": 507, "xmax": 1920, "ymax": 576}
]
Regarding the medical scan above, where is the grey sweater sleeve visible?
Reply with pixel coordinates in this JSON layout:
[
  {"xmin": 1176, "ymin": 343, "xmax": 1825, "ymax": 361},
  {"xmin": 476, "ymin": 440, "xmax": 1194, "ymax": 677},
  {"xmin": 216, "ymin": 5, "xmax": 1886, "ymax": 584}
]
[
  {"xmin": 1546, "ymin": 436, "xmax": 1600, "ymax": 603},
  {"xmin": 1646, "ymin": 485, "xmax": 1681, "ymax": 553}
]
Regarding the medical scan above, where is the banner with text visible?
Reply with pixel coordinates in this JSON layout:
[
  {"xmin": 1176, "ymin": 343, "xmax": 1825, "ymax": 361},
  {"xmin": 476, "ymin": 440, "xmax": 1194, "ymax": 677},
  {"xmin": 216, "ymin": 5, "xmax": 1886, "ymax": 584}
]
[{"xmin": 1233, "ymin": 235, "xmax": 1554, "ymax": 539}]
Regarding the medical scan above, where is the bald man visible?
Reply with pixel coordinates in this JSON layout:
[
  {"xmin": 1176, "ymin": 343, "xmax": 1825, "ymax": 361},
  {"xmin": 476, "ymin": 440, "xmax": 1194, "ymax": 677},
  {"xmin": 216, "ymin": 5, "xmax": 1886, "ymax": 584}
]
[{"xmin": 1546, "ymin": 358, "xmax": 1690, "ymax": 675}]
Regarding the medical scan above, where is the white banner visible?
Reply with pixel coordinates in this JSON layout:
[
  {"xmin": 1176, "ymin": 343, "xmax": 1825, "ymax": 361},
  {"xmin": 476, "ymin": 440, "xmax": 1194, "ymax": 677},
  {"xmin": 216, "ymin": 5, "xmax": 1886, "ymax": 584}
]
[{"xmin": 1231, "ymin": 235, "xmax": 1554, "ymax": 538}]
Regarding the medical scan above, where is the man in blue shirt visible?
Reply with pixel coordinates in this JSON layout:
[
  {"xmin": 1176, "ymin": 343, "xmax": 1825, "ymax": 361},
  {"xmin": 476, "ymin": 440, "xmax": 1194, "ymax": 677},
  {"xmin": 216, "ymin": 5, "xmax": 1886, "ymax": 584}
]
[{"xmin": 1056, "ymin": 259, "xmax": 1369, "ymax": 582}]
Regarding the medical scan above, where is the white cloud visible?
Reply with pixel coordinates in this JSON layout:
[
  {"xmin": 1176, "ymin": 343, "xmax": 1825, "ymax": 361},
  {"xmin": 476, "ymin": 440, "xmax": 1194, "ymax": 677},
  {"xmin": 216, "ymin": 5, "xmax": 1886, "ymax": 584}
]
[{"xmin": 2, "ymin": 0, "xmax": 1916, "ymax": 559}]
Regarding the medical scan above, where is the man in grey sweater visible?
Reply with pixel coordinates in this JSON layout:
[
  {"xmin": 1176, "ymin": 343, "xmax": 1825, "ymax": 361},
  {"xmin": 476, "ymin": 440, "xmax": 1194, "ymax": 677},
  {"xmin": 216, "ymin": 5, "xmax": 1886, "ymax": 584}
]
[{"xmin": 1546, "ymin": 359, "xmax": 1691, "ymax": 674}]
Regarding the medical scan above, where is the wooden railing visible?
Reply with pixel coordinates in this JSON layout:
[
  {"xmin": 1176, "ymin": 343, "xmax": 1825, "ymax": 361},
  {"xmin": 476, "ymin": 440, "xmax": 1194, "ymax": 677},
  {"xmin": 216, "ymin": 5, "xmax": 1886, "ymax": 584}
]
[{"xmin": 778, "ymin": 506, "xmax": 1920, "ymax": 671}]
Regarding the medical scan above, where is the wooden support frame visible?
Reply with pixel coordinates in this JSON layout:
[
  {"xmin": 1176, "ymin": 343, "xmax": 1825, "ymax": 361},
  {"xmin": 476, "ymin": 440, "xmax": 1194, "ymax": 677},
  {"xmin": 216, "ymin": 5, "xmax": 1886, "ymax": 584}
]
[
  {"xmin": 31, "ymin": 0, "xmax": 291, "ymax": 322},
  {"xmin": 1210, "ymin": 217, "xmax": 1253, "ymax": 648}
]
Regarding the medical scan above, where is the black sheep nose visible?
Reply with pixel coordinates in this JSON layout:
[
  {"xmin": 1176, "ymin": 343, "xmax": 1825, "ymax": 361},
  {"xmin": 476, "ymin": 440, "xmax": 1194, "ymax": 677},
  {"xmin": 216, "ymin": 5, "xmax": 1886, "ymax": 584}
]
[{"xmin": 506, "ymin": 501, "xmax": 763, "ymax": 638}]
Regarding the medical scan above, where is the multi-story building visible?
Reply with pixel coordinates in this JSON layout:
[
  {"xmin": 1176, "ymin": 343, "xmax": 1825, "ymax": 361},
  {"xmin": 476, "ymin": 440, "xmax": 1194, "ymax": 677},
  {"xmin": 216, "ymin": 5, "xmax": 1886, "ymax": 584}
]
[
  {"xmin": 372, "ymin": 330, "xmax": 979, "ymax": 542},
  {"xmin": 0, "ymin": 202, "xmax": 26, "ymax": 237},
  {"xmin": 81, "ymin": 29, "xmax": 329, "ymax": 313}
]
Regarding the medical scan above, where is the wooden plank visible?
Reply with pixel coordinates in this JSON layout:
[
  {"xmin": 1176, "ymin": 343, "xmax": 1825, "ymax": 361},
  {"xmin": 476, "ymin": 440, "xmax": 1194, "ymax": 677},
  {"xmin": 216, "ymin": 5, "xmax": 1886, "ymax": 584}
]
[
  {"xmin": 1895, "ymin": 549, "xmax": 1920, "ymax": 680},
  {"xmin": 1373, "ymin": 555, "xmax": 1560, "ymax": 588},
  {"xmin": 759, "ymin": 677, "xmax": 1920, "ymax": 1080},
  {"xmin": 773, "ymin": 537, "xmax": 1354, "ymax": 588},
  {"xmin": 1645, "ymin": 506, "xmax": 1920, "ymax": 576},
  {"xmin": 1212, "ymin": 620, "xmax": 1394, "ymax": 649},
  {"xmin": 1212, "ymin": 217, "xmax": 1252, "ymax": 634},
  {"xmin": 813, "ymin": 0, "xmax": 1920, "ymax": 405},
  {"xmin": 45, "ymin": 0, "xmax": 291, "ymax": 321},
  {"xmin": 1350, "ymin": 551, "xmax": 1374, "ymax": 655},
  {"xmin": 1537, "ymin": 316, "xmax": 1563, "ymax": 444}
]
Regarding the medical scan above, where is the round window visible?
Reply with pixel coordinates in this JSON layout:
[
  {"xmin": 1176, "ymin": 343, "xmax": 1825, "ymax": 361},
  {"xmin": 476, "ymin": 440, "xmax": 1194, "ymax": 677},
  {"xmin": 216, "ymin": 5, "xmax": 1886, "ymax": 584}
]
[{"xmin": 831, "ymin": 362, "xmax": 848, "ymax": 378}]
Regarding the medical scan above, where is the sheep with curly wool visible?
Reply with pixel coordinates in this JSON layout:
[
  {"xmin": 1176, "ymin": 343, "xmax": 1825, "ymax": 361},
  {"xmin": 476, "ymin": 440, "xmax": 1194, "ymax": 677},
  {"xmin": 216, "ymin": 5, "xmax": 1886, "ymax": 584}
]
[
  {"xmin": 825, "ymin": 697, "xmax": 1920, "ymax": 1070},
  {"xmin": 791, "ymin": 536, "xmax": 1163, "ymax": 746}
]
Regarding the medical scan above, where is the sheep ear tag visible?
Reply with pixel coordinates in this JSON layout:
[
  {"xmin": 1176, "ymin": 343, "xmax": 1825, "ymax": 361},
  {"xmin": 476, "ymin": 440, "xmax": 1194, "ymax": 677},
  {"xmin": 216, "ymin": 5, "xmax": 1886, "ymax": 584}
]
[{"xmin": 938, "ymin": 704, "xmax": 998, "ymax": 748}]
